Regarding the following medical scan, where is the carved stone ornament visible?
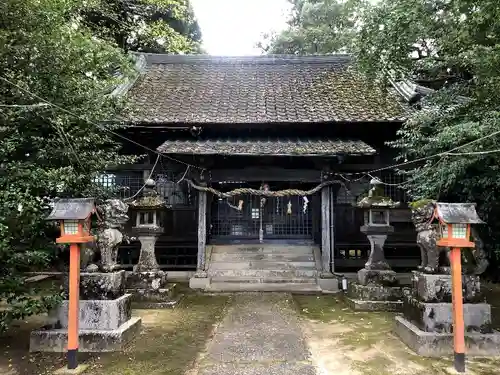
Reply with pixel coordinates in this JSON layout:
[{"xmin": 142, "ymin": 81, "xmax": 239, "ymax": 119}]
[
  {"xmin": 97, "ymin": 199, "xmax": 130, "ymax": 272},
  {"xmin": 410, "ymin": 200, "xmax": 488, "ymax": 275}
]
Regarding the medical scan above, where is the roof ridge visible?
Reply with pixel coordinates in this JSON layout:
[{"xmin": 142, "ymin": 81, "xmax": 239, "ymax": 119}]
[{"xmin": 131, "ymin": 52, "xmax": 352, "ymax": 65}]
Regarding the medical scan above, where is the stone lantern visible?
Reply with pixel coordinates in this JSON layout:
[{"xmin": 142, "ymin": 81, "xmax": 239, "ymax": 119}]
[
  {"xmin": 356, "ymin": 178, "xmax": 400, "ymax": 284},
  {"xmin": 346, "ymin": 178, "xmax": 403, "ymax": 311},
  {"xmin": 344, "ymin": 178, "xmax": 404, "ymax": 312},
  {"xmin": 129, "ymin": 179, "xmax": 165, "ymax": 272}
]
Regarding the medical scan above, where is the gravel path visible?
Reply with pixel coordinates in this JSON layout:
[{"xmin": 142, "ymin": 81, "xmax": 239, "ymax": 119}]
[{"xmin": 192, "ymin": 293, "xmax": 317, "ymax": 375}]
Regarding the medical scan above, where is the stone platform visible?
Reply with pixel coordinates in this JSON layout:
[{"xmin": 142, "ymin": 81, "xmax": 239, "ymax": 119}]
[
  {"xmin": 125, "ymin": 271, "xmax": 180, "ymax": 308},
  {"xmin": 30, "ymin": 317, "xmax": 141, "ymax": 352},
  {"xmin": 196, "ymin": 244, "xmax": 323, "ymax": 293},
  {"xmin": 345, "ymin": 283, "xmax": 403, "ymax": 312},
  {"xmin": 395, "ymin": 271, "xmax": 500, "ymax": 356},
  {"xmin": 30, "ymin": 294, "xmax": 142, "ymax": 352},
  {"xmin": 412, "ymin": 272, "xmax": 481, "ymax": 303},
  {"xmin": 395, "ymin": 315, "xmax": 500, "ymax": 357},
  {"xmin": 403, "ymin": 295, "xmax": 491, "ymax": 333},
  {"xmin": 63, "ymin": 271, "xmax": 126, "ymax": 300}
]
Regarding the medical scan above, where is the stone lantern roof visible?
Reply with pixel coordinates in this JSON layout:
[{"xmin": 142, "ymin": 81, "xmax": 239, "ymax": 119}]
[
  {"xmin": 129, "ymin": 179, "xmax": 166, "ymax": 210},
  {"xmin": 356, "ymin": 178, "xmax": 400, "ymax": 209}
]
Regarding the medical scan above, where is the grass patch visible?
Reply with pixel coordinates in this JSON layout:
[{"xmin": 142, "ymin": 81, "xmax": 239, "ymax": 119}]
[
  {"xmin": 293, "ymin": 294, "xmax": 500, "ymax": 375},
  {"xmin": 0, "ymin": 294, "xmax": 228, "ymax": 375}
]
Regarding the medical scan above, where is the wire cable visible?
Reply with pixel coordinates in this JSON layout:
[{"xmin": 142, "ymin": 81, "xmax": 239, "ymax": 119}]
[
  {"xmin": 123, "ymin": 154, "xmax": 161, "ymax": 201},
  {"xmin": 0, "ymin": 75, "xmax": 205, "ymax": 171},
  {"xmin": 3, "ymin": 74, "xmax": 500, "ymax": 184}
]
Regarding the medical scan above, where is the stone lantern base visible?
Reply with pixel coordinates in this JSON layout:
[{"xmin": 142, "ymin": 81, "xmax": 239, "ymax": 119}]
[
  {"xmin": 394, "ymin": 271, "xmax": 500, "ymax": 356},
  {"xmin": 344, "ymin": 229, "xmax": 405, "ymax": 312},
  {"xmin": 345, "ymin": 269, "xmax": 404, "ymax": 312},
  {"xmin": 125, "ymin": 271, "xmax": 180, "ymax": 308},
  {"xmin": 30, "ymin": 271, "xmax": 141, "ymax": 352}
]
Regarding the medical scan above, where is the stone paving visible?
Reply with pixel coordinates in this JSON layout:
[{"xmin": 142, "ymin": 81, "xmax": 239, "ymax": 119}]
[{"xmin": 193, "ymin": 293, "xmax": 317, "ymax": 375}]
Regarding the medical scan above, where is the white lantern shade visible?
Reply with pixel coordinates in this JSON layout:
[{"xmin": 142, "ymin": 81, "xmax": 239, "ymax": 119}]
[
  {"xmin": 440, "ymin": 223, "xmax": 468, "ymax": 240},
  {"xmin": 63, "ymin": 220, "xmax": 79, "ymax": 235},
  {"xmin": 452, "ymin": 223, "xmax": 468, "ymax": 239}
]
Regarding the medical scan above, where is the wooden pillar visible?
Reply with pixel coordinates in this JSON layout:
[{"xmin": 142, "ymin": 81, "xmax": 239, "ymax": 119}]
[
  {"xmin": 197, "ymin": 187, "xmax": 207, "ymax": 273},
  {"xmin": 321, "ymin": 186, "xmax": 331, "ymax": 274},
  {"xmin": 330, "ymin": 186, "xmax": 336, "ymax": 273}
]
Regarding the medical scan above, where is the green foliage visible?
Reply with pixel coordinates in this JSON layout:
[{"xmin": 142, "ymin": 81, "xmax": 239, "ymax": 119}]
[
  {"xmin": 353, "ymin": 0, "xmax": 500, "ymax": 250},
  {"xmin": 0, "ymin": 0, "xmax": 138, "ymax": 331},
  {"xmin": 408, "ymin": 199, "xmax": 435, "ymax": 210},
  {"xmin": 263, "ymin": 0, "xmax": 500, "ymax": 253},
  {"xmin": 259, "ymin": 0, "xmax": 369, "ymax": 54},
  {"xmin": 81, "ymin": 0, "xmax": 202, "ymax": 53}
]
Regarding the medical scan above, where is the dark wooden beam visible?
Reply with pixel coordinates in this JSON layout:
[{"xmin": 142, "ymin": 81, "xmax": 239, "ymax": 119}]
[
  {"xmin": 210, "ymin": 168, "xmax": 322, "ymax": 182},
  {"xmin": 321, "ymin": 186, "xmax": 331, "ymax": 274},
  {"xmin": 197, "ymin": 185, "xmax": 207, "ymax": 274}
]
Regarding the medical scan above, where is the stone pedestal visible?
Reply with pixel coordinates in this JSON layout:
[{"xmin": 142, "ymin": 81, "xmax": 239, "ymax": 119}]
[
  {"xmin": 134, "ymin": 233, "xmax": 161, "ymax": 272},
  {"xmin": 345, "ymin": 225, "xmax": 404, "ymax": 311},
  {"xmin": 395, "ymin": 271, "xmax": 500, "ymax": 356},
  {"xmin": 30, "ymin": 271, "xmax": 141, "ymax": 352},
  {"xmin": 357, "ymin": 269, "xmax": 398, "ymax": 286},
  {"xmin": 125, "ymin": 271, "xmax": 179, "ymax": 308},
  {"xmin": 318, "ymin": 272, "xmax": 339, "ymax": 293},
  {"xmin": 361, "ymin": 227, "xmax": 393, "ymax": 271},
  {"xmin": 346, "ymin": 282, "xmax": 404, "ymax": 312}
]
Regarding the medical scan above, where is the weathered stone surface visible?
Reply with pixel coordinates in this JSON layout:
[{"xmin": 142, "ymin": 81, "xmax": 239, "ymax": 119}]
[
  {"xmin": 134, "ymin": 235, "xmax": 161, "ymax": 272},
  {"xmin": 53, "ymin": 364, "xmax": 89, "ymax": 374},
  {"xmin": 127, "ymin": 286, "xmax": 176, "ymax": 302},
  {"xmin": 345, "ymin": 297, "xmax": 402, "ymax": 312},
  {"xmin": 64, "ymin": 271, "xmax": 125, "ymax": 300},
  {"xmin": 412, "ymin": 271, "xmax": 481, "ymax": 303},
  {"xmin": 125, "ymin": 271, "xmax": 167, "ymax": 290},
  {"xmin": 30, "ymin": 317, "xmax": 141, "ymax": 352},
  {"xmin": 345, "ymin": 282, "xmax": 403, "ymax": 311},
  {"xmin": 360, "ymin": 229, "xmax": 393, "ymax": 271},
  {"xmin": 347, "ymin": 283, "xmax": 403, "ymax": 301},
  {"xmin": 127, "ymin": 285, "xmax": 179, "ymax": 309},
  {"xmin": 97, "ymin": 199, "xmax": 129, "ymax": 272},
  {"xmin": 55, "ymin": 294, "xmax": 132, "ymax": 331},
  {"xmin": 199, "ymin": 362, "xmax": 317, "ymax": 375},
  {"xmin": 357, "ymin": 269, "xmax": 398, "ymax": 286},
  {"xmin": 196, "ymin": 293, "xmax": 316, "ymax": 375},
  {"xmin": 402, "ymin": 295, "xmax": 492, "ymax": 333},
  {"xmin": 318, "ymin": 277, "xmax": 339, "ymax": 293},
  {"xmin": 394, "ymin": 315, "xmax": 500, "ymax": 357},
  {"xmin": 189, "ymin": 276, "xmax": 210, "ymax": 290}
]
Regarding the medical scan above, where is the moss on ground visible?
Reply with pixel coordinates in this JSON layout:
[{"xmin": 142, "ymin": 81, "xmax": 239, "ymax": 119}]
[
  {"xmin": 0, "ymin": 294, "xmax": 228, "ymax": 375},
  {"xmin": 293, "ymin": 294, "xmax": 500, "ymax": 375}
]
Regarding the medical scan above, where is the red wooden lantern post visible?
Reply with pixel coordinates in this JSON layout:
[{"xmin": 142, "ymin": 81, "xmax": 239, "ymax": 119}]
[
  {"xmin": 434, "ymin": 203, "xmax": 484, "ymax": 373},
  {"xmin": 47, "ymin": 198, "xmax": 97, "ymax": 370}
]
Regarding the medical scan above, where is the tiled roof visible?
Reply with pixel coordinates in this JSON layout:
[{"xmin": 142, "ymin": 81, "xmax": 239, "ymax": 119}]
[
  {"xmin": 156, "ymin": 137, "xmax": 376, "ymax": 156},
  {"xmin": 123, "ymin": 54, "xmax": 406, "ymax": 124}
]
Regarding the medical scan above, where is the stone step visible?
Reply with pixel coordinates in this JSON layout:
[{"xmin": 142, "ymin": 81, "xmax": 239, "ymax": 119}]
[
  {"xmin": 210, "ymin": 253, "xmax": 315, "ymax": 262},
  {"xmin": 210, "ymin": 276, "xmax": 315, "ymax": 284},
  {"xmin": 208, "ymin": 269, "xmax": 317, "ymax": 278},
  {"xmin": 208, "ymin": 261, "xmax": 316, "ymax": 270},
  {"xmin": 211, "ymin": 247, "xmax": 315, "ymax": 254},
  {"xmin": 207, "ymin": 281, "xmax": 321, "ymax": 293}
]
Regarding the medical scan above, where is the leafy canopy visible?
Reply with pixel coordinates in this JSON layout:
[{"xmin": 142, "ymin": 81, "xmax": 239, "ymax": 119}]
[
  {"xmin": 262, "ymin": 0, "xmax": 500, "ymax": 249},
  {"xmin": 81, "ymin": 0, "xmax": 203, "ymax": 53},
  {"xmin": 0, "ymin": 0, "xmax": 138, "ymax": 332},
  {"xmin": 259, "ymin": 0, "xmax": 368, "ymax": 55},
  {"xmin": 354, "ymin": 1, "xmax": 500, "ymax": 224}
]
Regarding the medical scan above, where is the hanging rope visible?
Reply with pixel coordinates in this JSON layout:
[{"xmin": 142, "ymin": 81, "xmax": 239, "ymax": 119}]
[{"xmin": 185, "ymin": 179, "xmax": 350, "ymax": 198}]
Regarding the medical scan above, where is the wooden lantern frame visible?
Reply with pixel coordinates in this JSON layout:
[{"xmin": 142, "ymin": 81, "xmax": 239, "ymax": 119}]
[
  {"xmin": 47, "ymin": 198, "xmax": 98, "ymax": 243},
  {"xmin": 46, "ymin": 197, "xmax": 98, "ymax": 370},
  {"xmin": 434, "ymin": 202, "xmax": 483, "ymax": 248}
]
